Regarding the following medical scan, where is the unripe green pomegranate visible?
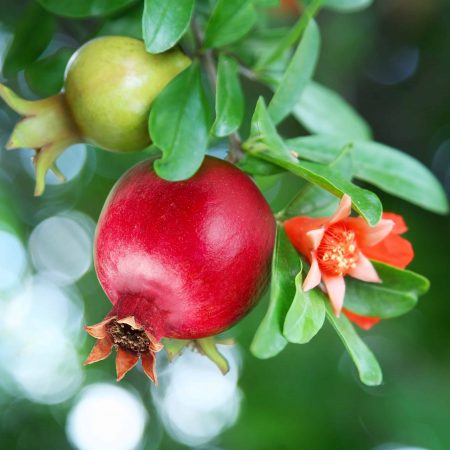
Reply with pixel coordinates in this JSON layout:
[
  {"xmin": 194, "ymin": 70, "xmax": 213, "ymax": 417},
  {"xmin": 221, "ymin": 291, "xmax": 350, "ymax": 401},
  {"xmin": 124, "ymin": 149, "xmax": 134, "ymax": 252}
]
[{"xmin": 0, "ymin": 36, "xmax": 190, "ymax": 195}]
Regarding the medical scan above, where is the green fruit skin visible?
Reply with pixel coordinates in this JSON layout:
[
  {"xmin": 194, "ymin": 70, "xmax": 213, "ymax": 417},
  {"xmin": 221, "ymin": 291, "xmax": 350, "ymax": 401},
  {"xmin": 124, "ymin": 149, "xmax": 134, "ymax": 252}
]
[{"xmin": 64, "ymin": 36, "xmax": 191, "ymax": 152}]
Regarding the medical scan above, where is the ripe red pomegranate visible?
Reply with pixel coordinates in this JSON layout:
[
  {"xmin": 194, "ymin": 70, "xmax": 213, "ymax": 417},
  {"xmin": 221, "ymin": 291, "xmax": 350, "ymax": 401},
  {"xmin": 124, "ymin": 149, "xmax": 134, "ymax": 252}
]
[{"xmin": 85, "ymin": 156, "xmax": 276, "ymax": 382}]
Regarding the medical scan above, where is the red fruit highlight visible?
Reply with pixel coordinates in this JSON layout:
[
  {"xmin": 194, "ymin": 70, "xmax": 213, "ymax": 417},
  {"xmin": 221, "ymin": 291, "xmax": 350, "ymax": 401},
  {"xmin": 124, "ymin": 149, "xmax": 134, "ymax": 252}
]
[{"xmin": 85, "ymin": 156, "xmax": 276, "ymax": 382}]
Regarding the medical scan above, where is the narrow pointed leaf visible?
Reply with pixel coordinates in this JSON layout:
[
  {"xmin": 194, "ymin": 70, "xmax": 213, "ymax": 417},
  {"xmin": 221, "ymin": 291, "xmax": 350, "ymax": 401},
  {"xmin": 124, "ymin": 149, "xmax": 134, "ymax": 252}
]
[
  {"xmin": 143, "ymin": 0, "xmax": 194, "ymax": 53},
  {"xmin": 293, "ymin": 81, "xmax": 371, "ymax": 139},
  {"xmin": 251, "ymin": 224, "xmax": 302, "ymax": 359},
  {"xmin": 269, "ymin": 20, "xmax": 320, "ymax": 125},
  {"xmin": 246, "ymin": 99, "xmax": 382, "ymax": 225},
  {"xmin": 288, "ymin": 135, "xmax": 449, "ymax": 214},
  {"xmin": 345, "ymin": 262, "xmax": 430, "ymax": 319},
  {"xmin": 149, "ymin": 62, "xmax": 212, "ymax": 181},
  {"xmin": 283, "ymin": 272, "xmax": 326, "ymax": 344},
  {"xmin": 213, "ymin": 55, "xmax": 244, "ymax": 137},
  {"xmin": 326, "ymin": 303, "xmax": 383, "ymax": 386},
  {"xmin": 204, "ymin": 0, "xmax": 257, "ymax": 48}
]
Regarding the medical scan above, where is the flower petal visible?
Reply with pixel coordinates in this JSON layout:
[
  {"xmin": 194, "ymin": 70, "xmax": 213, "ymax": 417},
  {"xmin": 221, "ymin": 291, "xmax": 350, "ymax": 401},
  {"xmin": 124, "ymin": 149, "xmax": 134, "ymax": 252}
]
[
  {"xmin": 116, "ymin": 348, "xmax": 139, "ymax": 381},
  {"xmin": 303, "ymin": 253, "xmax": 322, "ymax": 291},
  {"xmin": 363, "ymin": 233, "xmax": 414, "ymax": 269},
  {"xmin": 84, "ymin": 317, "xmax": 115, "ymax": 339},
  {"xmin": 322, "ymin": 274, "xmax": 346, "ymax": 316},
  {"xmin": 284, "ymin": 216, "xmax": 326, "ymax": 257},
  {"xmin": 84, "ymin": 337, "xmax": 113, "ymax": 365},
  {"xmin": 348, "ymin": 253, "xmax": 381, "ymax": 283},
  {"xmin": 141, "ymin": 352, "xmax": 158, "ymax": 384},
  {"xmin": 307, "ymin": 228, "xmax": 325, "ymax": 251},
  {"xmin": 345, "ymin": 217, "xmax": 394, "ymax": 247},
  {"xmin": 343, "ymin": 308, "xmax": 381, "ymax": 330},
  {"xmin": 328, "ymin": 194, "xmax": 352, "ymax": 225},
  {"xmin": 382, "ymin": 212, "xmax": 408, "ymax": 234}
]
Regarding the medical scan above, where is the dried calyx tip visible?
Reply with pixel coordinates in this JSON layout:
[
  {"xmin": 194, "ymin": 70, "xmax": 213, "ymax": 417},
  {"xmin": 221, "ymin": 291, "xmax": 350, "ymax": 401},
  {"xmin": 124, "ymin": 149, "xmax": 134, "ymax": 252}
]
[{"xmin": 108, "ymin": 321, "xmax": 151, "ymax": 354}]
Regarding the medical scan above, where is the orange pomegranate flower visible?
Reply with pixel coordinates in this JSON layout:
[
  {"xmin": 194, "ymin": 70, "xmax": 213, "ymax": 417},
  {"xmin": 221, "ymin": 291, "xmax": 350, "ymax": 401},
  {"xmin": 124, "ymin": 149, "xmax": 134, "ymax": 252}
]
[{"xmin": 284, "ymin": 194, "xmax": 414, "ymax": 322}]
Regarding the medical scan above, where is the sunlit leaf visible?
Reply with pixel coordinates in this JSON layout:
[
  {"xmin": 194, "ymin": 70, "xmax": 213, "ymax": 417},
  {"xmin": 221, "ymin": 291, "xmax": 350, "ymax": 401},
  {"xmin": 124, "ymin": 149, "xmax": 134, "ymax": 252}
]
[
  {"xmin": 246, "ymin": 99, "xmax": 383, "ymax": 225},
  {"xmin": 142, "ymin": 0, "xmax": 194, "ymax": 53},
  {"xmin": 288, "ymin": 135, "xmax": 449, "ymax": 214},
  {"xmin": 251, "ymin": 224, "xmax": 302, "ymax": 359},
  {"xmin": 323, "ymin": 0, "xmax": 373, "ymax": 12}
]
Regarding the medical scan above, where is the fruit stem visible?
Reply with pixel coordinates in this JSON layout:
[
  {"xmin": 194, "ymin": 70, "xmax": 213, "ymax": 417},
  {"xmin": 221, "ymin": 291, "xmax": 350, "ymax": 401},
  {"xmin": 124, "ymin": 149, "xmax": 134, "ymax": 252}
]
[{"xmin": 0, "ymin": 83, "xmax": 82, "ymax": 196}]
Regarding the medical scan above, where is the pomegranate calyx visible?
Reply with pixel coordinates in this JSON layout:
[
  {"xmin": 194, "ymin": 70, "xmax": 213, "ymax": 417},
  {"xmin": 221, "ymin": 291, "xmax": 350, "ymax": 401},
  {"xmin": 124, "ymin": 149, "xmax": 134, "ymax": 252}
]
[
  {"xmin": 84, "ymin": 315, "xmax": 162, "ymax": 383},
  {"xmin": 163, "ymin": 337, "xmax": 233, "ymax": 375},
  {"xmin": 0, "ymin": 84, "xmax": 81, "ymax": 196}
]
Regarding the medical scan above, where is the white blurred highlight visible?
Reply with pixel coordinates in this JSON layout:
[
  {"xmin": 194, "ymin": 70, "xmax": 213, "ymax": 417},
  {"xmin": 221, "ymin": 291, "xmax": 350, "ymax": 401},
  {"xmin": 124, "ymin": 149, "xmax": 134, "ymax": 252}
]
[
  {"xmin": 66, "ymin": 383, "xmax": 148, "ymax": 450},
  {"xmin": 0, "ymin": 229, "xmax": 27, "ymax": 291},
  {"xmin": 153, "ymin": 346, "xmax": 242, "ymax": 447},
  {"xmin": 29, "ymin": 211, "xmax": 94, "ymax": 285},
  {"xmin": 0, "ymin": 276, "xmax": 84, "ymax": 403}
]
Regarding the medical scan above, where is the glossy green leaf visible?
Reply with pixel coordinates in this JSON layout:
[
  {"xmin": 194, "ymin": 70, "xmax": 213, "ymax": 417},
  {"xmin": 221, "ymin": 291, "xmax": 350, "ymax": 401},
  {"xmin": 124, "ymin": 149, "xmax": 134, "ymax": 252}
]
[
  {"xmin": 283, "ymin": 272, "xmax": 326, "ymax": 343},
  {"xmin": 345, "ymin": 262, "xmax": 430, "ymax": 319},
  {"xmin": 149, "ymin": 62, "xmax": 212, "ymax": 181},
  {"xmin": 288, "ymin": 135, "xmax": 449, "ymax": 214},
  {"xmin": 293, "ymin": 81, "xmax": 372, "ymax": 139},
  {"xmin": 237, "ymin": 155, "xmax": 285, "ymax": 176},
  {"xmin": 38, "ymin": 0, "xmax": 136, "ymax": 18},
  {"xmin": 269, "ymin": 20, "xmax": 320, "ymax": 125},
  {"xmin": 255, "ymin": 0, "xmax": 322, "ymax": 71},
  {"xmin": 251, "ymin": 224, "xmax": 302, "ymax": 359},
  {"xmin": 246, "ymin": 99, "xmax": 382, "ymax": 225},
  {"xmin": 204, "ymin": 0, "xmax": 257, "ymax": 48},
  {"xmin": 281, "ymin": 146, "xmax": 353, "ymax": 218},
  {"xmin": 213, "ymin": 55, "xmax": 244, "ymax": 137},
  {"xmin": 25, "ymin": 49, "xmax": 73, "ymax": 97},
  {"xmin": 3, "ymin": 3, "xmax": 55, "ymax": 78},
  {"xmin": 143, "ymin": 0, "xmax": 194, "ymax": 53},
  {"xmin": 326, "ymin": 303, "xmax": 383, "ymax": 386},
  {"xmin": 97, "ymin": 3, "xmax": 143, "ymax": 39},
  {"xmin": 323, "ymin": 0, "xmax": 373, "ymax": 12}
]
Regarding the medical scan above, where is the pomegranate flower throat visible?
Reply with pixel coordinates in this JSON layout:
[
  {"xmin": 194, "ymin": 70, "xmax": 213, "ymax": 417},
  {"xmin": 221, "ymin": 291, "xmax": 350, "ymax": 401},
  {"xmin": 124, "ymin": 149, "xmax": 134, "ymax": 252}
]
[{"xmin": 284, "ymin": 194, "xmax": 413, "ymax": 317}]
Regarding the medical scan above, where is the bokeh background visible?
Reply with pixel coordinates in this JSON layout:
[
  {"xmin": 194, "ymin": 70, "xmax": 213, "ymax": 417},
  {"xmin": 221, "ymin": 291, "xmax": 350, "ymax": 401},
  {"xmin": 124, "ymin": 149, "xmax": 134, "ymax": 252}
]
[{"xmin": 0, "ymin": 0, "xmax": 449, "ymax": 449}]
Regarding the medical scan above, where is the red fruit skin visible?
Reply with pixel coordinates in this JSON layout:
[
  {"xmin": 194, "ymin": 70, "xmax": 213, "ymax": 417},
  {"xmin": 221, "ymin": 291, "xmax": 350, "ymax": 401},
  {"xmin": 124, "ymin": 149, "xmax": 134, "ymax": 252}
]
[{"xmin": 94, "ymin": 156, "xmax": 276, "ymax": 341}]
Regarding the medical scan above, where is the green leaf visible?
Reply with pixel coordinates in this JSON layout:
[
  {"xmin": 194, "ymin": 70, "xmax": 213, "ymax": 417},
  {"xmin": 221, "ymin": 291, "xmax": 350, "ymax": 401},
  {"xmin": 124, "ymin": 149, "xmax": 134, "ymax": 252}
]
[
  {"xmin": 38, "ymin": 0, "xmax": 136, "ymax": 18},
  {"xmin": 204, "ymin": 0, "xmax": 257, "ymax": 48},
  {"xmin": 237, "ymin": 155, "xmax": 286, "ymax": 176},
  {"xmin": 142, "ymin": 0, "xmax": 194, "ymax": 53},
  {"xmin": 149, "ymin": 62, "xmax": 212, "ymax": 181},
  {"xmin": 3, "ymin": 3, "xmax": 55, "ymax": 78},
  {"xmin": 269, "ymin": 20, "xmax": 320, "ymax": 125},
  {"xmin": 288, "ymin": 135, "xmax": 449, "ymax": 214},
  {"xmin": 281, "ymin": 145, "xmax": 353, "ymax": 218},
  {"xmin": 246, "ymin": 99, "xmax": 383, "ymax": 225},
  {"xmin": 345, "ymin": 262, "xmax": 430, "ymax": 319},
  {"xmin": 255, "ymin": 0, "xmax": 322, "ymax": 71},
  {"xmin": 293, "ymin": 81, "xmax": 372, "ymax": 139},
  {"xmin": 213, "ymin": 55, "xmax": 244, "ymax": 137},
  {"xmin": 326, "ymin": 303, "xmax": 383, "ymax": 386},
  {"xmin": 251, "ymin": 224, "xmax": 302, "ymax": 359},
  {"xmin": 25, "ymin": 49, "xmax": 73, "ymax": 97},
  {"xmin": 323, "ymin": 0, "xmax": 373, "ymax": 12},
  {"xmin": 283, "ymin": 272, "xmax": 326, "ymax": 343}
]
